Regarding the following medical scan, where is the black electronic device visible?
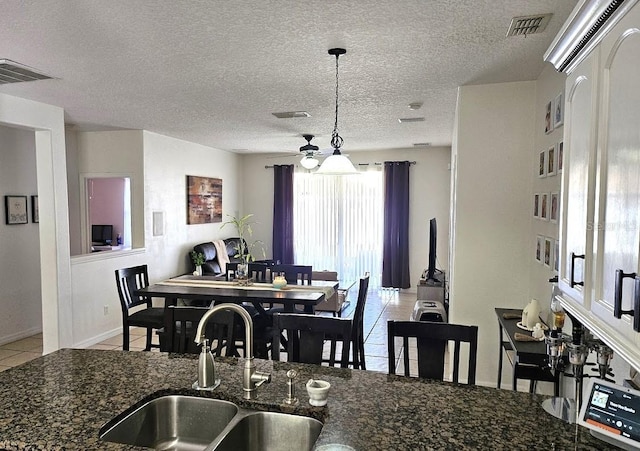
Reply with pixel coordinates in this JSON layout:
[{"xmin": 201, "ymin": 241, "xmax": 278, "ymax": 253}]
[
  {"xmin": 91, "ymin": 224, "xmax": 113, "ymax": 245},
  {"xmin": 426, "ymin": 217, "xmax": 438, "ymax": 282},
  {"xmin": 578, "ymin": 378, "xmax": 640, "ymax": 450}
]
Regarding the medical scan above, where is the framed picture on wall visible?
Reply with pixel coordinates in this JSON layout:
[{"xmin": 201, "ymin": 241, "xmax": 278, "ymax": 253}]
[
  {"xmin": 533, "ymin": 193, "xmax": 540, "ymax": 219},
  {"xmin": 544, "ymin": 237, "xmax": 553, "ymax": 268},
  {"xmin": 539, "ymin": 150, "xmax": 547, "ymax": 178},
  {"xmin": 553, "ymin": 92, "xmax": 564, "ymax": 128},
  {"xmin": 547, "ymin": 145, "xmax": 556, "ymax": 176},
  {"xmin": 541, "ymin": 193, "xmax": 549, "ymax": 221},
  {"xmin": 31, "ymin": 195, "xmax": 39, "ymax": 223},
  {"xmin": 557, "ymin": 141, "xmax": 564, "ymax": 173},
  {"xmin": 186, "ymin": 175, "xmax": 223, "ymax": 224},
  {"xmin": 545, "ymin": 100, "xmax": 554, "ymax": 134},
  {"xmin": 536, "ymin": 235, "xmax": 544, "ymax": 264},
  {"xmin": 5, "ymin": 195, "xmax": 28, "ymax": 225},
  {"xmin": 550, "ymin": 192, "xmax": 559, "ymax": 223},
  {"xmin": 554, "ymin": 240, "xmax": 560, "ymax": 272}
]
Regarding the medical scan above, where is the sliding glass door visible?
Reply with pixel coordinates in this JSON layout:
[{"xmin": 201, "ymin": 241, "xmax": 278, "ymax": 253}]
[{"xmin": 293, "ymin": 170, "xmax": 383, "ymax": 287}]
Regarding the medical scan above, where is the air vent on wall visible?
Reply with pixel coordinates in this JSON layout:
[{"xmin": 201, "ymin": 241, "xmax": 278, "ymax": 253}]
[
  {"xmin": 506, "ymin": 14, "xmax": 552, "ymax": 37},
  {"xmin": 398, "ymin": 117, "xmax": 425, "ymax": 123},
  {"xmin": 0, "ymin": 59, "xmax": 53, "ymax": 84}
]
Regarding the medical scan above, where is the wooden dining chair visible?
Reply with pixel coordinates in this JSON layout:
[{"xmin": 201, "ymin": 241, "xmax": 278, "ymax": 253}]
[
  {"xmin": 271, "ymin": 313, "xmax": 352, "ymax": 368},
  {"xmin": 114, "ymin": 265, "xmax": 164, "ymax": 351},
  {"xmin": 225, "ymin": 262, "xmax": 238, "ymax": 281},
  {"xmin": 160, "ymin": 305, "xmax": 240, "ymax": 356},
  {"xmin": 387, "ymin": 320, "xmax": 478, "ymax": 385},
  {"xmin": 351, "ymin": 273, "xmax": 370, "ymax": 370},
  {"xmin": 271, "ymin": 264, "xmax": 313, "ymax": 285}
]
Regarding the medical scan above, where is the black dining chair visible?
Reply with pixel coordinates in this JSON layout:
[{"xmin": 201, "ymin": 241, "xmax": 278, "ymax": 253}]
[
  {"xmin": 160, "ymin": 305, "xmax": 240, "ymax": 356},
  {"xmin": 271, "ymin": 264, "xmax": 313, "ymax": 285},
  {"xmin": 350, "ymin": 273, "xmax": 370, "ymax": 370},
  {"xmin": 114, "ymin": 265, "xmax": 164, "ymax": 351},
  {"xmin": 271, "ymin": 313, "xmax": 352, "ymax": 368},
  {"xmin": 387, "ymin": 320, "xmax": 478, "ymax": 384}
]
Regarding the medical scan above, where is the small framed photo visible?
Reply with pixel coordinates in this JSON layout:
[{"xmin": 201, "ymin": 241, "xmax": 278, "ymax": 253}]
[
  {"xmin": 533, "ymin": 193, "xmax": 540, "ymax": 219},
  {"xmin": 554, "ymin": 240, "xmax": 560, "ymax": 272},
  {"xmin": 541, "ymin": 193, "xmax": 549, "ymax": 221},
  {"xmin": 545, "ymin": 100, "xmax": 554, "ymax": 134},
  {"xmin": 553, "ymin": 92, "xmax": 564, "ymax": 128},
  {"xmin": 31, "ymin": 195, "xmax": 39, "ymax": 223},
  {"xmin": 544, "ymin": 237, "xmax": 553, "ymax": 268},
  {"xmin": 536, "ymin": 235, "xmax": 544, "ymax": 264},
  {"xmin": 550, "ymin": 192, "xmax": 559, "ymax": 223},
  {"xmin": 539, "ymin": 150, "xmax": 547, "ymax": 178},
  {"xmin": 547, "ymin": 145, "xmax": 556, "ymax": 176},
  {"xmin": 557, "ymin": 141, "xmax": 564, "ymax": 173},
  {"xmin": 5, "ymin": 195, "xmax": 28, "ymax": 225}
]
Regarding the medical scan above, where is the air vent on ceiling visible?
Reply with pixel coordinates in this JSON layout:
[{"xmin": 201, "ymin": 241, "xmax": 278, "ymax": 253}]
[
  {"xmin": 398, "ymin": 117, "xmax": 425, "ymax": 123},
  {"xmin": 506, "ymin": 14, "xmax": 552, "ymax": 37},
  {"xmin": 0, "ymin": 59, "xmax": 53, "ymax": 84},
  {"xmin": 272, "ymin": 111, "xmax": 311, "ymax": 119},
  {"xmin": 413, "ymin": 142, "xmax": 431, "ymax": 147}
]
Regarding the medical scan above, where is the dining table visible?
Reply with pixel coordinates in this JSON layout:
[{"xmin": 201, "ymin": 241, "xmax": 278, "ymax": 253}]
[{"xmin": 136, "ymin": 274, "xmax": 337, "ymax": 315}]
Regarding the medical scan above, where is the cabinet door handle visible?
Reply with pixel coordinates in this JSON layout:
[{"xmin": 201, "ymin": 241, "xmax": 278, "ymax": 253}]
[
  {"xmin": 634, "ymin": 277, "xmax": 640, "ymax": 332},
  {"xmin": 570, "ymin": 252, "xmax": 585, "ymax": 288},
  {"xmin": 614, "ymin": 269, "xmax": 637, "ymax": 319}
]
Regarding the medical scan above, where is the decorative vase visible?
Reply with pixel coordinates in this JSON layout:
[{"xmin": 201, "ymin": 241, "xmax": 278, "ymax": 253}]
[
  {"xmin": 195, "ymin": 265, "xmax": 203, "ymax": 276},
  {"xmin": 273, "ymin": 273, "xmax": 287, "ymax": 289},
  {"xmin": 523, "ymin": 299, "xmax": 541, "ymax": 330},
  {"xmin": 236, "ymin": 263, "xmax": 249, "ymax": 285}
]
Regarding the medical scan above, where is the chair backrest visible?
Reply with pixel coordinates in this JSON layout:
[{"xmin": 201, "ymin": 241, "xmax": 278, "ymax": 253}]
[
  {"xmin": 162, "ymin": 305, "xmax": 238, "ymax": 356},
  {"xmin": 115, "ymin": 265, "xmax": 151, "ymax": 313},
  {"xmin": 351, "ymin": 273, "xmax": 370, "ymax": 367},
  {"xmin": 248, "ymin": 262, "xmax": 268, "ymax": 282},
  {"xmin": 225, "ymin": 262, "xmax": 239, "ymax": 281},
  {"xmin": 272, "ymin": 264, "xmax": 313, "ymax": 285},
  {"xmin": 271, "ymin": 313, "xmax": 352, "ymax": 368},
  {"xmin": 387, "ymin": 320, "xmax": 478, "ymax": 385}
]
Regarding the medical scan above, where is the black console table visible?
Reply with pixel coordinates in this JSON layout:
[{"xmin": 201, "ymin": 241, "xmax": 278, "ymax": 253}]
[{"xmin": 495, "ymin": 307, "xmax": 560, "ymax": 396}]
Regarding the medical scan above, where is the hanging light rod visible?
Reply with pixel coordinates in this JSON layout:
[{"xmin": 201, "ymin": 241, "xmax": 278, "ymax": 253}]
[{"xmin": 316, "ymin": 47, "xmax": 359, "ymax": 175}]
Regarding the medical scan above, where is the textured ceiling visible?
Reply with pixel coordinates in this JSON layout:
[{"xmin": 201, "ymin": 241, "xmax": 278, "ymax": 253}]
[{"xmin": 0, "ymin": 0, "xmax": 578, "ymax": 155}]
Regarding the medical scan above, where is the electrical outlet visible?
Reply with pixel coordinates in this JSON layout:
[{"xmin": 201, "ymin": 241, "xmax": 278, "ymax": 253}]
[{"xmin": 103, "ymin": 305, "xmax": 109, "ymax": 316}]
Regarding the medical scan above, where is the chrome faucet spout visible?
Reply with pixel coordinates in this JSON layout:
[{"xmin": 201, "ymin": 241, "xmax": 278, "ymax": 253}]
[{"xmin": 193, "ymin": 303, "xmax": 270, "ymax": 399}]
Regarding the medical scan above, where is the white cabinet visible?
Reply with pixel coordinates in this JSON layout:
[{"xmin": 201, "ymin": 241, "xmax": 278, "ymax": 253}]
[
  {"xmin": 558, "ymin": 50, "xmax": 599, "ymax": 307},
  {"xmin": 554, "ymin": 1, "xmax": 640, "ymax": 369}
]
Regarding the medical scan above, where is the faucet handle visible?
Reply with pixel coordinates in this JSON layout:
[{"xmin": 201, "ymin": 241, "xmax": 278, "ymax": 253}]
[{"xmin": 283, "ymin": 369, "xmax": 299, "ymax": 405}]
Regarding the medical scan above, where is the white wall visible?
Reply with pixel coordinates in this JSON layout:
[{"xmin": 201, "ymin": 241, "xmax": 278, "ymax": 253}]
[
  {"xmin": 0, "ymin": 125, "xmax": 42, "ymax": 344},
  {"xmin": 450, "ymin": 81, "xmax": 535, "ymax": 387},
  {"xmin": 242, "ymin": 148, "xmax": 452, "ymax": 289},
  {"xmin": 0, "ymin": 92, "xmax": 72, "ymax": 353},
  {"xmin": 142, "ymin": 131, "xmax": 242, "ymax": 282}
]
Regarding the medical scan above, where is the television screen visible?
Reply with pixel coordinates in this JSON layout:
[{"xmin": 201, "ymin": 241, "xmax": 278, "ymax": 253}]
[
  {"xmin": 427, "ymin": 218, "xmax": 437, "ymax": 281},
  {"xmin": 92, "ymin": 224, "xmax": 113, "ymax": 245}
]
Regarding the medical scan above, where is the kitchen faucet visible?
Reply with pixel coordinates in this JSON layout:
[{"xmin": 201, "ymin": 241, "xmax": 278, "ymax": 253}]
[{"xmin": 194, "ymin": 303, "xmax": 271, "ymax": 399}]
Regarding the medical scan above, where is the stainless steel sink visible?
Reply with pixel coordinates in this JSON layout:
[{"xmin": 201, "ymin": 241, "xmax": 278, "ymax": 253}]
[
  {"xmin": 100, "ymin": 394, "xmax": 323, "ymax": 451},
  {"xmin": 99, "ymin": 395, "xmax": 238, "ymax": 450},
  {"xmin": 208, "ymin": 411, "xmax": 323, "ymax": 451}
]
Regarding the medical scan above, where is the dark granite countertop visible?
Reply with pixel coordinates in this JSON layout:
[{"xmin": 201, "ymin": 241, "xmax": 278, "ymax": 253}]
[{"xmin": 0, "ymin": 349, "xmax": 608, "ymax": 450}]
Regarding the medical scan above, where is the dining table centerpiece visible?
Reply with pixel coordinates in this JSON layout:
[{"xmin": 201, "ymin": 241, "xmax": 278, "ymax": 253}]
[{"xmin": 221, "ymin": 213, "xmax": 264, "ymax": 285}]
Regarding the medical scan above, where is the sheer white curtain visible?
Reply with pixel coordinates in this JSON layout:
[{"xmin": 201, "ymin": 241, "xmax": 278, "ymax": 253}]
[{"xmin": 293, "ymin": 170, "xmax": 383, "ymax": 287}]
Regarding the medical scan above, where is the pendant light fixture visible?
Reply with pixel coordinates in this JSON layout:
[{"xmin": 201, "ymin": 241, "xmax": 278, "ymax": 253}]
[{"xmin": 316, "ymin": 48, "xmax": 359, "ymax": 175}]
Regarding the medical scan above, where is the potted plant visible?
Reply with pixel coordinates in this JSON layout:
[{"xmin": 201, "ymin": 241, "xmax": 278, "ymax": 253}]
[
  {"xmin": 190, "ymin": 250, "xmax": 205, "ymax": 276},
  {"xmin": 221, "ymin": 214, "xmax": 265, "ymax": 279}
]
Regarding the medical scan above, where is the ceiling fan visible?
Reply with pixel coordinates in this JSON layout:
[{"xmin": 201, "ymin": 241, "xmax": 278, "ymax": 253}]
[{"xmin": 298, "ymin": 134, "xmax": 322, "ymax": 169}]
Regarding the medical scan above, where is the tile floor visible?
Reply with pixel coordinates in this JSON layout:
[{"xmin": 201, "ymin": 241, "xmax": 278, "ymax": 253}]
[{"xmin": 0, "ymin": 287, "xmax": 424, "ymax": 375}]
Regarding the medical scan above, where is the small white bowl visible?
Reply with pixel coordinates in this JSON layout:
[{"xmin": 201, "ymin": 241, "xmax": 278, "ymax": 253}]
[{"xmin": 306, "ymin": 379, "xmax": 331, "ymax": 406}]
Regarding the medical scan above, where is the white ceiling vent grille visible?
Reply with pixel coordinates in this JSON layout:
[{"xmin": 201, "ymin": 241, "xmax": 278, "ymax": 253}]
[
  {"xmin": 506, "ymin": 14, "xmax": 552, "ymax": 37},
  {"xmin": 0, "ymin": 59, "xmax": 53, "ymax": 84}
]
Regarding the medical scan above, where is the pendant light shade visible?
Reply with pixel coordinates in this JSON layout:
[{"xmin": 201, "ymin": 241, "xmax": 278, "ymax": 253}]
[{"xmin": 317, "ymin": 48, "xmax": 359, "ymax": 175}]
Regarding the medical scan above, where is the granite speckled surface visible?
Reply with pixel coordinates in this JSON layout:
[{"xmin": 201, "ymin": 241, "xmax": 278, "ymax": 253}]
[{"xmin": 0, "ymin": 349, "xmax": 610, "ymax": 450}]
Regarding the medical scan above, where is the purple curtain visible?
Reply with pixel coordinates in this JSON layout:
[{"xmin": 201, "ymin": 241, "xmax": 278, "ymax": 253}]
[
  {"xmin": 272, "ymin": 164, "xmax": 294, "ymax": 264},
  {"xmin": 382, "ymin": 161, "xmax": 411, "ymax": 289}
]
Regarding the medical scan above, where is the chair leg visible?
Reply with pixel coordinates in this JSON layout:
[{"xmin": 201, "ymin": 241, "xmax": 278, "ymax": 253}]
[
  {"xmin": 359, "ymin": 338, "xmax": 366, "ymax": 370},
  {"xmin": 145, "ymin": 328, "xmax": 153, "ymax": 351},
  {"xmin": 123, "ymin": 325, "xmax": 130, "ymax": 351}
]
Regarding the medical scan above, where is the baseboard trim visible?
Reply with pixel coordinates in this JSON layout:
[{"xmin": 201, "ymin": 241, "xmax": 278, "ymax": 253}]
[
  {"xmin": 0, "ymin": 327, "xmax": 42, "ymax": 346},
  {"xmin": 73, "ymin": 327, "xmax": 122, "ymax": 349}
]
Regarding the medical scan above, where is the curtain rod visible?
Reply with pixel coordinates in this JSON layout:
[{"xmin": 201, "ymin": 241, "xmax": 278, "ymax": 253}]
[{"xmin": 264, "ymin": 161, "xmax": 417, "ymax": 169}]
